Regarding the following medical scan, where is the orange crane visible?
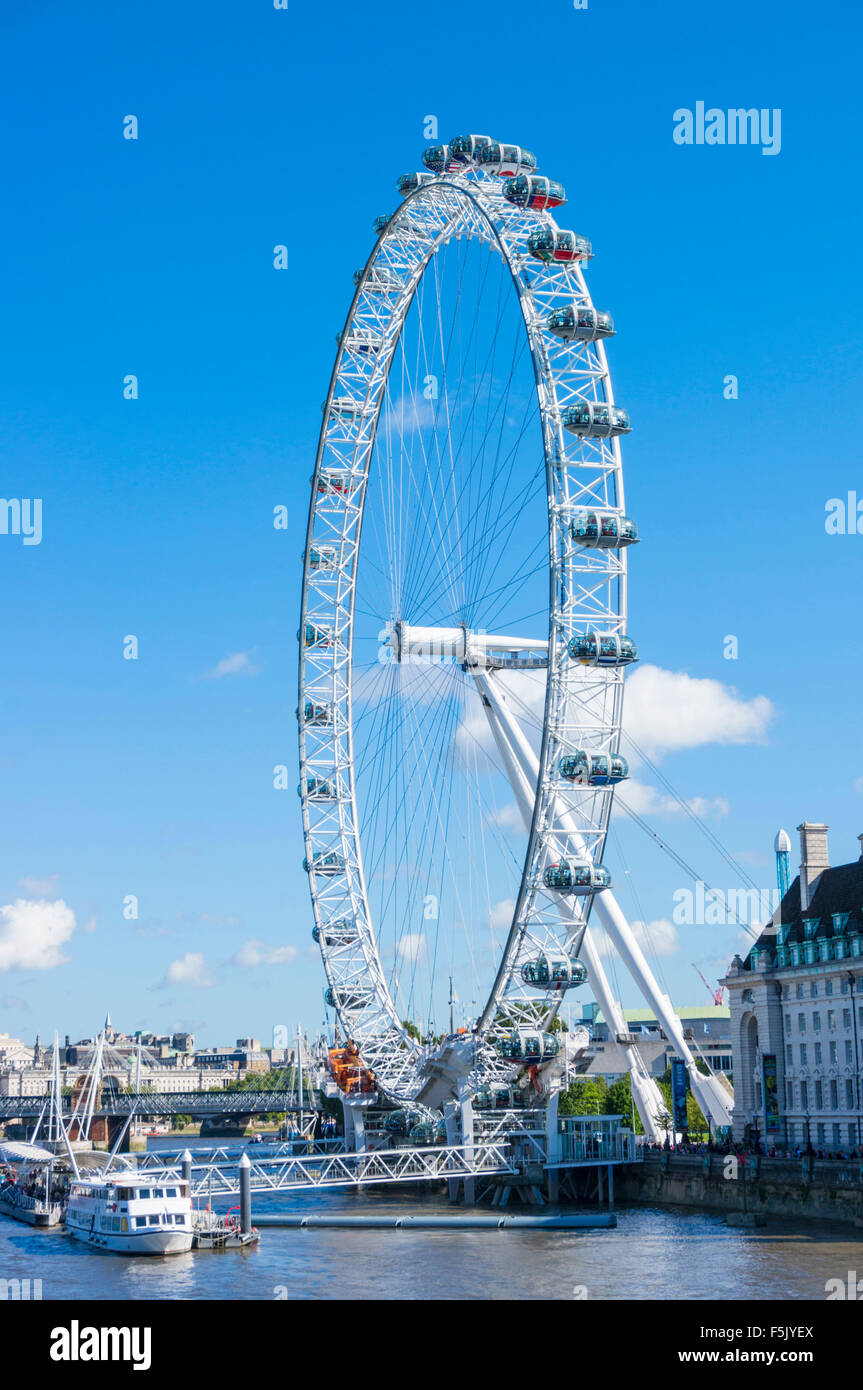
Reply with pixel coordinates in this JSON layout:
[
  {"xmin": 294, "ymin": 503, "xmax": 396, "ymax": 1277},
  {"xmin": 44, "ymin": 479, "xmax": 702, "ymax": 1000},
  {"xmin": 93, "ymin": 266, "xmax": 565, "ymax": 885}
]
[{"xmin": 692, "ymin": 963, "xmax": 726, "ymax": 1007}]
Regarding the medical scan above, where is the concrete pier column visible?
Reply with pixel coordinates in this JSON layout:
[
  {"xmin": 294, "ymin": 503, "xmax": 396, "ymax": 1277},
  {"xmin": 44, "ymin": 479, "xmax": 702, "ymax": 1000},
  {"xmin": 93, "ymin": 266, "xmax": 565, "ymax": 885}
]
[
  {"xmin": 239, "ymin": 1152, "xmax": 252, "ymax": 1235},
  {"xmin": 459, "ymin": 1089, "xmax": 476, "ymax": 1206},
  {"xmin": 607, "ymin": 1163, "xmax": 614, "ymax": 1211},
  {"xmin": 180, "ymin": 1149, "xmax": 193, "ymax": 1192},
  {"xmin": 545, "ymin": 1090, "xmax": 560, "ymax": 1203}
]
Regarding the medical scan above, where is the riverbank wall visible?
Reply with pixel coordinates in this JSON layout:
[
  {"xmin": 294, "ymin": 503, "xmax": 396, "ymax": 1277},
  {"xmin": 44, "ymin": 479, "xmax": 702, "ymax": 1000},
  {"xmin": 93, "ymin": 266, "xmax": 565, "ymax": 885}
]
[{"xmin": 614, "ymin": 1153, "xmax": 863, "ymax": 1226}]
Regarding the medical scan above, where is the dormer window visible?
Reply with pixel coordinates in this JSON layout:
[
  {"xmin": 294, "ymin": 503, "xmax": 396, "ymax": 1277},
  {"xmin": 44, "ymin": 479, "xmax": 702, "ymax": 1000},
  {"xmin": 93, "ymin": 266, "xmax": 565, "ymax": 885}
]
[
  {"xmin": 776, "ymin": 922, "xmax": 791, "ymax": 946},
  {"xmin": 832, "ymin": 912, "xmax": 850, "ymax": 935},
  {"xmin": 803, "ymin": 917, "xmax": 820, "ymax": 940}
]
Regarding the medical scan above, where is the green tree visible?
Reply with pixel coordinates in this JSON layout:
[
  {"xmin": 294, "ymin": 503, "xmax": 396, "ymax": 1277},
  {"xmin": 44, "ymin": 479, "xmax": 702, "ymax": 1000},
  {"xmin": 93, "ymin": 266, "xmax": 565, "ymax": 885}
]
[{"xmin": 559, "ymin": 1076, "xmax": 608, "ymax": 1116}]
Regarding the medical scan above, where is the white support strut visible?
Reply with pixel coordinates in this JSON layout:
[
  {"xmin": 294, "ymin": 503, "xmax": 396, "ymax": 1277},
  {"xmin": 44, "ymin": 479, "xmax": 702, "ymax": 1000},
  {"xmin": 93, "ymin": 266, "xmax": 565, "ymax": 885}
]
[{"xmin": 475, "ymin": 665, "xmax": 733, "ymax": 1131}]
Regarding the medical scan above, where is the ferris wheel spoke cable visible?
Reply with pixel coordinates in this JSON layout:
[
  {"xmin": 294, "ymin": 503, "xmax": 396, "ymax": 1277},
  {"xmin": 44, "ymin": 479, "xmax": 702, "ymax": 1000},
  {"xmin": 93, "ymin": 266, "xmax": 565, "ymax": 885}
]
[
  {"xmin": 621, "ymin": 730, "xmax": 763, "ymax": 894},
  {"xmin": 614, "ymin": 795, "xmax": 761, "ymax": 941}
]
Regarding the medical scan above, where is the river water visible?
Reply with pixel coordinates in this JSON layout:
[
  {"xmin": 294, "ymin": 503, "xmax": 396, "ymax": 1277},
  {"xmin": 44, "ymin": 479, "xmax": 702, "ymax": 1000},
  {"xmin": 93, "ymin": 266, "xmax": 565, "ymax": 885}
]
[{"xmin": 2, "ymin": 1177, "xmax": 861, "ymax": 1301}]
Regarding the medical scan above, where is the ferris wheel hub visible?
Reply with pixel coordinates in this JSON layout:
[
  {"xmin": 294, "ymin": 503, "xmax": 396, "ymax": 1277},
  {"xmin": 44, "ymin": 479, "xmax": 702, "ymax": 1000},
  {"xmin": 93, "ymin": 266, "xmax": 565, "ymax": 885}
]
[{"xmin": 379, "ymin": 620, "xmax": 548, "ymax": 671}]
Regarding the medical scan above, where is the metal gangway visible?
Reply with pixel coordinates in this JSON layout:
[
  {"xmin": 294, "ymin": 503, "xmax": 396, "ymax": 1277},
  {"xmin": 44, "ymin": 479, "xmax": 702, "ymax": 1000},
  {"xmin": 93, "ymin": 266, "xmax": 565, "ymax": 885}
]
[{"xmin": 139, "ymin": 1140, "xmax": 516, "ymax": 1197}]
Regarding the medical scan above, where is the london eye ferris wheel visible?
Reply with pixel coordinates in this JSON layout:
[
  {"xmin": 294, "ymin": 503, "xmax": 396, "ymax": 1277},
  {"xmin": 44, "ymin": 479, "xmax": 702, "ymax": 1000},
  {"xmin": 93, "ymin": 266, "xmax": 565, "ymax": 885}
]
[{"xmin": 297, "ymin": 132, "xmax": 732, "ymax": 1137}]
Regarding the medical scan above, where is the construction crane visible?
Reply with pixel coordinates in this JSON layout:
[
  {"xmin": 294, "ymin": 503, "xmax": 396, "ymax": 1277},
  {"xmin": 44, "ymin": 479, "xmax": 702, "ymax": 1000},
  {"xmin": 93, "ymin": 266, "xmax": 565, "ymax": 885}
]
[{"xmin": 692, "ymin": 964, "xmax": 726, "ymax": 1007}]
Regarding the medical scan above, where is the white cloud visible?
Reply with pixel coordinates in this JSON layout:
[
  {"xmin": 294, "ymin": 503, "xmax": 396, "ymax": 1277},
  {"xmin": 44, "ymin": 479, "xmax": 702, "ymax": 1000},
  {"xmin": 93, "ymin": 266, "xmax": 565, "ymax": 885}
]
[
  {"xmin": 594, "ymin": 917, "xmax": 681, "ymax": 959},
  {"xmin": 395, "ymin": 933, "xmax": 427, "ymax": 965},
  {"xmin": 16, "ymin": 874, "xmax": 60, "ymax": 897},
  {"xmin": 486, "ymin": 802, "xmax": 524, "ymax": 834},
  {"xmin": 623, "ymin": 665, "xmax": 774, "ymax": 760},
  {"xmin": 488, "ymin": 899, "xmax": 516, "ymax": 932},
  {"xmin": 161, "ymin": 952, "xmax": 214, "ymax": 988},
  {"xmin": 83, "ymin": 915, "xmax": 98, "ymax": 934},
  {"xmin": 233, "ymin": 940, "xmax": 298, "ymax": 968},
  {"xmin": 615, "ymin": 779, "xmax": 729, "ymax": 820},
  {"xmin": 202, "ymin": 651, "xmax": 259, "ymax": 680},
  {"xmin": 0, "ymin": 899, "xmax": 75, "ymax": 972}
]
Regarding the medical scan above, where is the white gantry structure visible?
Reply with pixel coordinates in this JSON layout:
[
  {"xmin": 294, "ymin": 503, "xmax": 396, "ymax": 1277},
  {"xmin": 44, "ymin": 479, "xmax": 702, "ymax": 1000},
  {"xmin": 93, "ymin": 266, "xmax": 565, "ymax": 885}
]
[{"xmin": 298, "ymin": 134, "xmax": 733, "ymax": 1143}]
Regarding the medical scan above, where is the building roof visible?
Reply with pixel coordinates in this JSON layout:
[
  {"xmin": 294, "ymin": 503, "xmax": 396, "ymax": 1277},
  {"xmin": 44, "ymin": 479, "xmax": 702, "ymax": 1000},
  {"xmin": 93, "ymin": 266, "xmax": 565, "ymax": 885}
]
[
  {"xmin": 595, "ymin": 1005, "xmax": 730, "ymax": 1024},
  {"xmin": 745, "ymin": 859, "xmax": 863, "ymax": 966}
]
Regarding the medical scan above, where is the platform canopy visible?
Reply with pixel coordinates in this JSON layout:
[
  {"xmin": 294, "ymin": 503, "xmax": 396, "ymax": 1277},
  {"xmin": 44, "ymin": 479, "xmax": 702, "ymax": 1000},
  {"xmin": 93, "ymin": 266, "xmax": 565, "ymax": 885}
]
[{"xmin": 0, "ymin": 1141, "xmax": 55, "ymax": 1164}]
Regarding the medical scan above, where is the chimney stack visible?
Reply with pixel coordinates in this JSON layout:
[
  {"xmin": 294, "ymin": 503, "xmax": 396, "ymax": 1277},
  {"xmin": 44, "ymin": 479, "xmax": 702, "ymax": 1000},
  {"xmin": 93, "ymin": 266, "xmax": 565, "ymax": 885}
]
[
  {"xmin": 797, "ymin": 822, "xmax": 829, "ymax": 913},
  {"xmin": 858, "ymin": 833, "xmax": 863, "ymax": 861}
]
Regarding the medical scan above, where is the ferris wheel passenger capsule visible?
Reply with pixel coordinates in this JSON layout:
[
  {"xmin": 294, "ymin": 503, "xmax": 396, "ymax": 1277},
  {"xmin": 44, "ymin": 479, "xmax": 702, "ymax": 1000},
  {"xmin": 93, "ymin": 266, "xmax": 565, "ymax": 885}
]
[
  {"xmin": 396, "ymin": 171, "xmax": 436, "ymax": 195},
  {"xmin": 448, "ymin": 133, "xmax": 494, "ymax": 164},
  {"xmin": 496, "ymin": 1029, "xmax": 560, "ymax": 1063},
  {"xmin": 309, "ymin": 545, "xmax": 339, "ymax": 570},
  {"xmin": 304, "ymin": 851, "xmax": 346, "ymax": 876},
  {"xmin": 520, "ymin": 954, "xmax": 589, "ymax": 989},
  {"xmin": 300, "ymin": 776, "xmax": 337, "ymax": 801},
  {"xmin": 315, "ymin": 469, "xmax": 357, "ymax": 497},
  {"xmin": 422, "ymin": 144, "xmax": 461, "ymax": 174},
  {"xmin": 502, "ymin": 175, "xmax": 566, "ymax": 210},
  {"xmin": 337, "ymin": 327, "xmax": 383, "ymax": 355},
  {"xmin": 372, "ymin": 214, "xmax": 393, "ymax": 234},
  {"xmin": 299, "ymin": 700, "xmax": 333, "ymax": 727},
  {"xmin": 526, "ymin": 228, "xmax": 592, "ymax": 264},
  {"xmin": 476, "ymin": 142, "xmax": 537, "ymax": 177},
  {"xmin": 302, "ymin": 623, "xmax": 335, "ymax": 649},
  {"xmin": 383, "ymin": 1109, "xmax": 410, "ymax": 1135},
  {"xmin": 567, "ymin": 632, "xmax": 637, "ymax": 667},
  {"xmin": 569, "ymin": 509, "xmax": 638, "ymax": 548},
  {"xmin": 546, "ymin": 305, "xmax": 615, "ymax": 343},
  {"xmin": 562, "ymin": 401, "xmax": 630, "ymax": 438},
  {"xmin": 543, "ymin": 860, "xmax": 612, "ymax": 893},
  {"xmin": 325, "ymin": 985, "xmax": 371, "ymax": 1009},
  {"xmin": 312, "ymin": 918, "xmax": 358, "ymax": 946},
  {"xmin": 559, "ymin": 750, "xmax": 629, "ymax": 786}
]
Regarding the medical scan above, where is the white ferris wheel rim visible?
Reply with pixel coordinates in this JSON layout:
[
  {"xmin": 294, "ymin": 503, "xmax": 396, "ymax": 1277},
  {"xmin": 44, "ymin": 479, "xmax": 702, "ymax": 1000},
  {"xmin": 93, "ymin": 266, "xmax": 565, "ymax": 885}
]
[{"xmin": 298, "ymin": 152, "xmax": 630, "ymax": 1107}]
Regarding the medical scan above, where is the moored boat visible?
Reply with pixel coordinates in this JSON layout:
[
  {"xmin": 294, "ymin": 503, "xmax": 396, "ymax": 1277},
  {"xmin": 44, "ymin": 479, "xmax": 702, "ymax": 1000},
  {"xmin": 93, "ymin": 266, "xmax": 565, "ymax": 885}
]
[{"xmin": 64, "ymin": 1172, "xmax": 193, "ymax": 1255}]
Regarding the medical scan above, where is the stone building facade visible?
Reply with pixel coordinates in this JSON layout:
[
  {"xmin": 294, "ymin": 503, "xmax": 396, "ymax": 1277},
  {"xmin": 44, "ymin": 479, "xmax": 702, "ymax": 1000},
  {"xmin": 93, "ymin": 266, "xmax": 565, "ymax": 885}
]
[{"xmin": 725, "ymin": 823, "xmax": 863, "ymax": 1149}]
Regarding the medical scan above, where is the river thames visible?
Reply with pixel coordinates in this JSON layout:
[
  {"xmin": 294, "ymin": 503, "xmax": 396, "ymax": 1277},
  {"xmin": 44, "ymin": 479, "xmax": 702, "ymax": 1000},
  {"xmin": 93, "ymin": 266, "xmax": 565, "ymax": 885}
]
[{"xmin": 2, "ymin": 1185, "xmax": 860, "ymax": 1301}]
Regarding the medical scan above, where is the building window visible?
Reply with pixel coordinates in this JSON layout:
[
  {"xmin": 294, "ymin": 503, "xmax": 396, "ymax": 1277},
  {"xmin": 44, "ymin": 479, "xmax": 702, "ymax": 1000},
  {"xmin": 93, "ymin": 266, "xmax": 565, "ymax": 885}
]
[
  {"xmin": 833, "ymin": 1124, "xmax": 842, "ymax": 1147},
  {"xmin": 843, "ymin": 1009, "xmax": 852, "ymax": 1029},
  {"xmin": 798, "ymin": 1013, "xmax": 807, "ymax": 1032},
  {"xmin": 830, "ymin": 1080, "xmax": 839, "ymax": 1110},
  {"xmin": 811, "ymin": 982, "xmax": 819, "ymax": 998},
  {"xmin": 827, "ymin": 1009, "xmax": 836, "ymax": 1031},
  {"xmin": 826, "ymin": 981, "xmax": 834, "ymax": 997},
  {"xmin": 796, "ymin": 983, "xmax": 805, "ymax": 999},
  {"xmin": 801, "ymin": 1081, "xmax": 808, "ymax": 1109},
  {"xmin": 800, "ymin": 1043, "xmax": 808, "ymax": 1065},
  {"xmin": 786, "ymin": 1044, "xmax": 793, "ymax": 1065},
  {"xmin": 814, "ymin": 1042, "xmax": 822, "ymax": 1064},
  {"xmin": 829, "ymin": 1042, "xmax": 838, "ymax": 1064},
  {"xmin": 813, "ymin": 1013, "xmax": 822, "ymax": 1033},
  {"xmin": 845, "ymin": 1040, "xmax": 854, "ymax": 1064},
  {"xmin": 785, "ymin": 1016, "xmax": 791, "ymax": 1035},
  {"xmin": 817, "ymin": 1123, "xmax": 826, "ymax": 1145},
  {"xmin": 815, "ymin": 1081, "xmax": 823, "ymax": 1108},
  {"xmin": 787, "ymin": 1081, "xmax": 794, "ymax": 1108},
  {"xmin": 846, "ymin": 1080, "xmax": 855, "ymax": 1108}
]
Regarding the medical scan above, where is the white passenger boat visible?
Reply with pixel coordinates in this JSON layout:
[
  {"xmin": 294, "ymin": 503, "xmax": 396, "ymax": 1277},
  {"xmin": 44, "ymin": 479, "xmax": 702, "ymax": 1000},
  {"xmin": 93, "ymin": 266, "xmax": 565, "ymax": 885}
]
[
  {"xmin": 65, "ymin": 1173, "xmax": 193, "ymax": 1255},
  {"xmin": 0, "ymin": 1141, "xmax": 64, "ymax": 1227}
]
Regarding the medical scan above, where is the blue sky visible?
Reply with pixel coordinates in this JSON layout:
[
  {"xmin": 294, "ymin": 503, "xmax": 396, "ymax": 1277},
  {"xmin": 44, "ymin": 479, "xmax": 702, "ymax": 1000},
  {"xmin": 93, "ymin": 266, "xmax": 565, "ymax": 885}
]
[{"xmin": 1, "ymin": 0, "xmax": 861, "ymax": 1047}]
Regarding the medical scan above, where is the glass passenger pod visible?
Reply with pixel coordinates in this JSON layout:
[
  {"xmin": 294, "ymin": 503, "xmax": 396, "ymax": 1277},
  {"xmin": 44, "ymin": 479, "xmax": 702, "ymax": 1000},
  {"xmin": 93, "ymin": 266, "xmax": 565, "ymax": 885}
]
[
  {"xmin": 520, "ymin": 954, "xmax": 590, "ymax": 989},
  {"xmin": 300, "ymin": 701, "xmax": 333, "ymax": 727},
  {"xmin": 383, "ymin": 1110, "xmax": 409, "ymax": 1135},
  {"xmin": 352, "ymin": 266, "xmax": 401, "ymax": 293},
  {"xmin": 396, "ymin": 172, "xmax": 435, "ymax": 195},
  {"xmin": 325, "ymin": 396, "xmax": 369, "ymax": 421},
  {"xmin": 496, "ymin": 1029, "xmax": 560, "ymax": 1063},
  {"xmin": 476, "ymin": 142, "xmax": 537, "ymax": 176},
  {"xmin": 502, "ymin": 175, "xmax": 566, "ymax": 210},
  {"xmin": 325, "ymin": 986, "xmax": 371, "ymax": 1009},
  {"xmin": 561, "ymin": 401, "xmax": 631, "ymax": 438},
  {"xmin": 526, "ymin": 228, "xmax": 592, "ymax": 264},
  {"xmin": 569, "ymin": 509, "xmax": 638, "ymax": 549},
  {"xmin": 372, "ymin": 213, "xmax": 393, "ymax": 234},
  {"xmin": 421, "ymin": 144, "xmax": 461, "ymax": 174},
  {"xmin": 543, "ymin": 860, "xmax": 612, "ymax": 893},
  {"xmin": 337, "ymin": 328, "xmax": 383, "ymax": 356},
  {"xmin": 546, "ymin": 305, "xmax": 615, "ymax": 343},
  {"xmin": 567, "ymin": 631, "xmax": 637, "ymax": 667},
  {"xmin": 316, "ymin": 469, "xmax": 357, "ymax": 497},
  {"xmin": 558, "ymin": 750, "xmax": 629, "ymax": 786},
  {"xmin": 301, "ymin": 776, "xmax": 337, "ymax": 801},
  {"xmin": 408, "ymin": 1121, "xmax": 436, "ymax": 1144},
  {"xmin": 312, "ymin": 918, "xmax": 358, "ymax": 947},
  {"xmin": 448, "ymin": 133, "xmax": 494, "ymax": 164},
  {"xmin": 302, "ymin": 623, "xmax": 335, "ymax": 649},
  {"xmin": 309, "ymin": 545, "xmax": 339, "ymax": 571},
  {"xmin": 473, "ymin": 1084, "xmax": 527, "ymax": 1110},
  {"xmin": 304, "ymin": 850, "xmax": 345, "ymax": 876}
]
